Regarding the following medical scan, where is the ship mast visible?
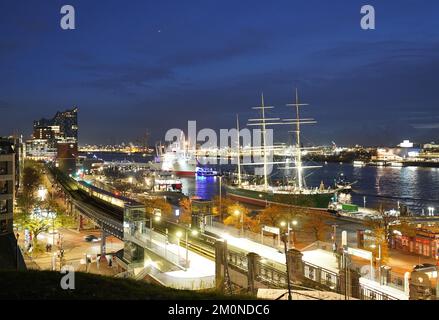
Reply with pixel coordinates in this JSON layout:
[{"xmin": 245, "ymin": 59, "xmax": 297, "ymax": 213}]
[
  {"xmin": 261, "ymin": 94, "xmax": 268, "ymax": 190},
  {"xmin": 286, "ymin": 89, "xmax": 315, "ymax": 190},
  {"xmin": 236, "ymin": 114, "xmax": 242, "ymax": 186},
  {"xmin": 295, "ymin": 89, "xmax": 303, "ymax": 190},
  {"xmin": 248, "ymin": 93, "xmax": 274, "ymax": 191}
]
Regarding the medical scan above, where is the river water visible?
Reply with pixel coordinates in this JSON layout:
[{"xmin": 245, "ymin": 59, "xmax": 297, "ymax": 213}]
[{"xmin": 84, "ymin": 152, "xmax": 439, "ymax": 214}]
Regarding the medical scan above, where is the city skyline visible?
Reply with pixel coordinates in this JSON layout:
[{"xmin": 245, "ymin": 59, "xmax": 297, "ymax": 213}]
[{"xmin": 1, "ymin": 1, "xmax": 439, "ymax": 146}]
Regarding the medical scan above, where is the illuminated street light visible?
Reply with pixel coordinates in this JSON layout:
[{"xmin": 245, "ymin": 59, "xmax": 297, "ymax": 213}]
[
  {"xmin": 37, "ymin": 187, "xmax": 48, "ymax": 201},
  {"xmin": 149, "ymin": 209, "xmax": 162, "ymax": 245},
  {"xmin": 370, "ymin": 243, "xmax": 382, "ymax": 284},
  {"xmin": 176, "ymin": 231, "xmax": 183, "ymax": 266},
  {"xmin": 280, "ymin": 220, "xmax": 299, "ymax": 249},
  {"xmin": 234, "ymin": 209, "xmax": 244, "ymax": 235}
]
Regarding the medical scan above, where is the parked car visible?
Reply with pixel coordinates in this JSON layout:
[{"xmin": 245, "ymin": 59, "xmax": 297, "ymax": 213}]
[{"xmin": 84, "ymin": 235, "xmax": 101, "ymax": 242}]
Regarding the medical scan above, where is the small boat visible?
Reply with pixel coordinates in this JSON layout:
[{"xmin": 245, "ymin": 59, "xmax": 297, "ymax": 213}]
[
  {"xmin": 196, "ymin": 167, "xmax": 218, "ymax": 177},
  {"xmin": 353, "ymin": 160, "xmax": 366, "ymax": 167},
  {"xmin": 390, "ymin": 162, "xmax": 403, "ymax": 167},
  {"xmin": 334, "ymin": 174, "xmax": 356, "ymax": 193}
]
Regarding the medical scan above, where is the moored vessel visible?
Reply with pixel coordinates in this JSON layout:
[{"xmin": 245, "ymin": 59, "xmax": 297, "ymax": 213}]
[{"xmin": 225, "ymin": 90, "xmax": 339, "ymax": 210}]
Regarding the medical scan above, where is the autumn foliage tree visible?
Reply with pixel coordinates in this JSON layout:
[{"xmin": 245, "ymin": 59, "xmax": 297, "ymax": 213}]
[
  {"xmin": 142, "ymin": 196, "xmax": 173, "ymax": 218},
  {"xmin": 178, "ymin": 198, "xmax": 193, "ymax": 224},
  {"xmin": 212, "ymin": 196, "xmax": 234, "ymax": 221},
  {"xmin": 258, "ymin": 205, "xmax": 287, "ymax": 230},
  {"xmin": 303, "ymin": 214, "xmax": 332, "ymax": 241},
  {"xmin": 223, "ymin": 203, "xmax": 257, "ymax": 232}
]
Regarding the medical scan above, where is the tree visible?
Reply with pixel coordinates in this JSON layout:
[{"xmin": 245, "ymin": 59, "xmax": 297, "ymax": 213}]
[
  {"xmin": 258, "ymin": 205, "xmax": 286, "ymax": 230},
  {"xmin": 143, "ymin": 196, "xmax": 173, "ymax": 218},
  {"xmin": 42, "ymin": 196, "xmax": 75, "ymax": 230},
  {"xmin": 18, "ymin": 161, "xmax": 43, "ymax": 213},
  {"xmin": 371, "ymin": 227, "xmax": 390, "ymax": 265},
  {"xmin": 364, "ymin": 204, "xmax": 398, "ymax": 246},
  {"xmin": 22, "ymin": 161, "xmax": 42, "ymax": 194},
  {"xmin": 303, "ymin": 214, "xmax": 332, "ymax": 241},
  {"xmin": 223, "ymin": 203, "xmax": 257, "ymax": 232},
  {"xmin": 178, "ymin": 198, "xmax": 193, "ymax": 224},
  {"xmin": 212, "ymin": 196, "xmax": 234, "ymax": 221},
  {"xmin": 113, "ymin": 181, "xmax": 132, "ymax": 196},
  {"xmin": 15, "ymin": 210, "xmax": 50, "ymax": 247}
]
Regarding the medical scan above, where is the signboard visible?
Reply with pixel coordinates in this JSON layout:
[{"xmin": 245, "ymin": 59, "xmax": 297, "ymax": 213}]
[
  {"xmin": 347, "ymin": 247, "xmax": 372, "ymax": 260},
  {"xmin": 263, "ymin": 226, "xmax": 280, "ymax": 235}
]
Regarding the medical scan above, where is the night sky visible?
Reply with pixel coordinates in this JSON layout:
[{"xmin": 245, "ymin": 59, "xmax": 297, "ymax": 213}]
[{"xmin": 1, "ymin": 0, "xmax": 439, "ymax": 146}]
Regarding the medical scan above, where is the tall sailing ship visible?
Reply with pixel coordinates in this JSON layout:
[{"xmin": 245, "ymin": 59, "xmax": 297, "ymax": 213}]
[{"xmin": 225, "ymin": 90, "xmax": 338, "ymax": 210}]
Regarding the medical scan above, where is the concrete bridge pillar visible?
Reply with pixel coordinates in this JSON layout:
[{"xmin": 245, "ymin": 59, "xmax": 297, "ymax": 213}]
[
  {"xmin": 286, "ymin": 249, "xmax": 304, "ymax": 283},
  {"xmin": 215, "ymin": 240, "xmax": 225, "ymax": 292},
  {"xmin": 77, "ymin": 212, "xmax": 84, "ymax": 231},
  {"xmin": 100, "ymin": 227, "xmax": 107, "ymax": 262},
  {"xmin": 247, "ymin": 252, "xmax": 261, "ymax": 296}
]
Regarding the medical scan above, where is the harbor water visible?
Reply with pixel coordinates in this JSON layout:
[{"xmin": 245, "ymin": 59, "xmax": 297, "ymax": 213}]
[{"xmin": 85, "ymin": 152, "xmax": 439, "ymax": 214}]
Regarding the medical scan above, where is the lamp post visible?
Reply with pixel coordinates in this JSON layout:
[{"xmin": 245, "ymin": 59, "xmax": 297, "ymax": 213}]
[
  {"xmin": 16, "ymin": 233, "xmax": 20, "ymax": 271},
  {"xmin": 280, "ymin": 220, "xmax": 298, "ymax": 250},
  {"xmin": 176, "ymin": 231, "xmax": 183, "ymax": 266},
  {"xmin": 185, "ymin": 229, "xmax": 199, "ymax": 269},
  {"xmin": 149, "ymin": 214, "xmax": 161, "ymax": 247},
  {"xmin": 291, "ymin": 220, "xmax": 298, "ymax": 249},
  {"xmin": 280, "ymin": 221, "xmax": 288, "ymax": 250},
  {"xmin": 371, "ymin": 243, "xmax": 382, "ymax": 283},
  {"xmin": 234, "ymin": 209, "xmax": 244, "ymax": 235},
  {"xmin": 280, "ymin": 230, "xmax": 292, "ymax": 300}
]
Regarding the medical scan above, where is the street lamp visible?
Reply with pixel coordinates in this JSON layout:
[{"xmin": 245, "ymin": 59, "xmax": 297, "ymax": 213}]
[
  {"xmin": 280, "ymin": 231, "xmax": 292, "ymax": 301},
  {"xmin": 280, "ymin": 220, "xmax": 298, "ymax": 250},
  {"xmin": 234, "ymin": 209, "xmax": 244, "ymax": 235},
  {"xmin": 176, "ymin": 231, "xmax": 183, "ymax": 266},
  {"xmin": 291, "ymin": 220, "xmax": 298, "ymax": 249},
  {"xmin": 370, "ymin": 243, "xmax": 382, "ymax": 283},
  {"xmin": 38, "ymin": 186, "xmax": 48, "ymax": 201},
  {"xmin": 149, "ymin": 212, "xmax": 161, "ymax": 246}
]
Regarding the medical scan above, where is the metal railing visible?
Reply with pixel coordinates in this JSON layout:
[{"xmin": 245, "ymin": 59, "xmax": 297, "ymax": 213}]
[
  {"xmin": 125, "ymin": 230, "xmax": 188, "ymax": 270},
  {"xmin": 360, "ymin": 285, "xmax": 400, "ymax": 300},
  {"xmin": 257, "ymin": 262, "xmax": 288, "ymax": 288},
  {"xmin": 303, "ymin": 261, "xmax": 339, "ymax": 290},
  {"xmin": 227, "ymin": 248, "xmax": 248, "ymax": 272}
]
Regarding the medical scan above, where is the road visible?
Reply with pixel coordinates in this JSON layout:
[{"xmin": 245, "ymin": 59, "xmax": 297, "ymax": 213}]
[{"xmin": 20, "ymin": 228, "xmax": 123, "ymax": 276}]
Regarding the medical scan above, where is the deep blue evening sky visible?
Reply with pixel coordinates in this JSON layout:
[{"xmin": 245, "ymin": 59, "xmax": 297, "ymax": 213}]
[{"xmin": 1, "ymin": 0, "xmax": 439, "ymax": 146}]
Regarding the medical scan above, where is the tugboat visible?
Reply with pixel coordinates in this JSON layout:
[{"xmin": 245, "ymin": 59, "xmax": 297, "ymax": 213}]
[{"xmin": 334, "ymin": 173, "xmax": 356, "ymax": 193}]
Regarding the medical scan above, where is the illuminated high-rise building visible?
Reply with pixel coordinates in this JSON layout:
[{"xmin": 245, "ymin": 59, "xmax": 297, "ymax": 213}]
[{"xmin": 26, "ymin": 108, "xmax": 79, "ymax": 165}]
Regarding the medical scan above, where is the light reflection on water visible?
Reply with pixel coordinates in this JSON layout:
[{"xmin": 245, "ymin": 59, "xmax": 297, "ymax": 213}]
[
  {"xmin": 183, "ymin": 163, "xmax": 439, "ymax": 213},
  {"xmin": 89, "ymin": 153, "xmax": 439, "ymax": 214}
]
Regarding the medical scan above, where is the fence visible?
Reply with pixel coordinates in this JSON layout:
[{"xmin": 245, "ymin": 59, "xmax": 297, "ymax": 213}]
[
  {"xmin": 209, "ymin": 222, "xmax": 282, "ymax": 250},
  {"xmin": 303, "ymin": 261, "xmax": 339, "ymax": 291},
  {"xmin": 138, "ymin": 264, "xmax": 215, "ymax": 290},
  {"xmin": 257, "ymin": 262, "xmax": 288, "ymax": 288},
  {"xmin": 126, "ymin": 230, "xmax": 188, "ymax": 269},
  {"xmin": 360, "ymin": 284, "xmax": 401, "ymax": 300}
]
